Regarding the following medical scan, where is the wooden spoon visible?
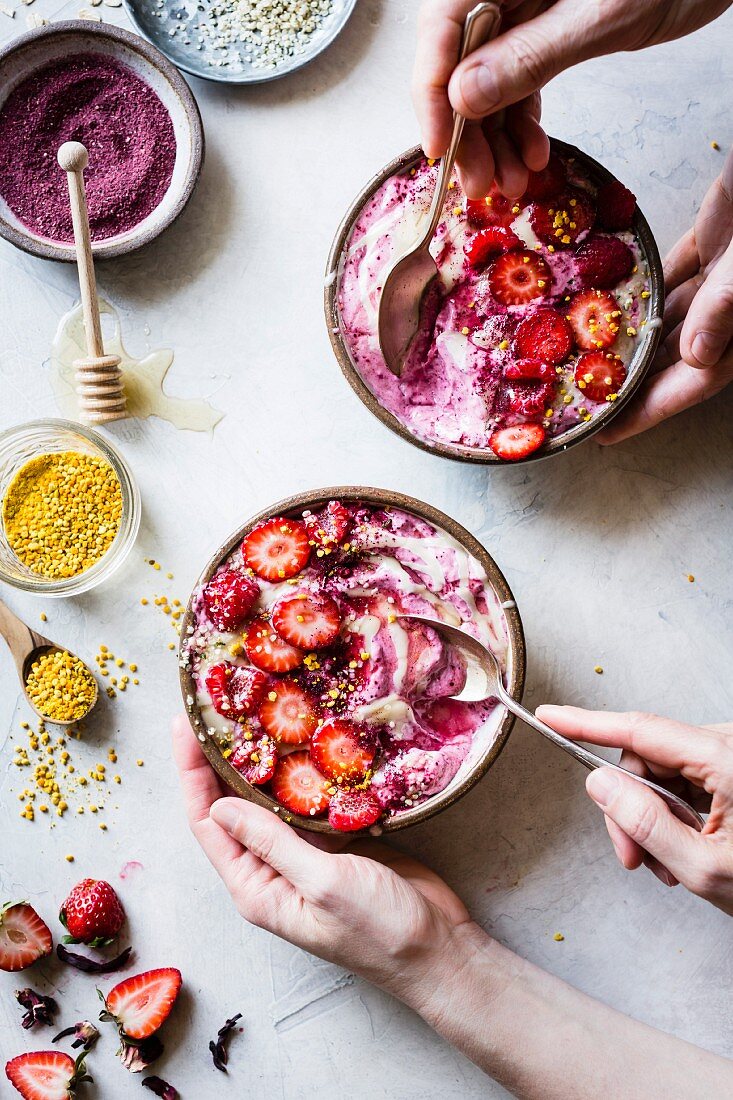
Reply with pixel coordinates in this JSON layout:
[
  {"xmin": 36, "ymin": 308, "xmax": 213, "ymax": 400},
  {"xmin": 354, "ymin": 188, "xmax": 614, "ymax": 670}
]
[
  {"xmin": 57, "ymin": 141, "xmax": 127, "ymax": 424},
  {"xmin": 0, "ymin": 597, "xmax": 98, "ymax": 727}
]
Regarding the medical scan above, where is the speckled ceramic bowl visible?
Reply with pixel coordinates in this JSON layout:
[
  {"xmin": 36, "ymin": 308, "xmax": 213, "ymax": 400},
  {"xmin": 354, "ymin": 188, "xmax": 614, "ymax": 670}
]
[
  {"xmin": 325, "ymin": 139, "xmax": 665, "ymax": 465},
  {"xmin": 0, "ymin": 22, "xmax": 204, "ymax": 262},
  {"xmin": 180, "ymin": 486, "xmax": 526, "ymax": 835}
]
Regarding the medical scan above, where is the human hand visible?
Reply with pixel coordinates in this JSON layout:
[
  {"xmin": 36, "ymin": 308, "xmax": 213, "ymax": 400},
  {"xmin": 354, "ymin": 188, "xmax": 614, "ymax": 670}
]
[
  {"xmin": 413, "ymin": 1, "xmax": 731, "ymax": 198},
  {"xmin": 600, "ymin": 146, "xmax": 733, "ymax": 443},
  {"xmin": 536, "ymin": 705, "xmax": 733, "ymax": 915},
  {"xmin": 171, "ymin": 714, "xmax": 472, "ymax": 1006}
]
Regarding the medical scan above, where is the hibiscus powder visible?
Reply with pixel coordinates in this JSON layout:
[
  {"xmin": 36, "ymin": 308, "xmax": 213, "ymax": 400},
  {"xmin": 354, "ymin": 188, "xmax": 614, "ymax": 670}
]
[{"xmin": 0, "ymin": 53, "xmax": 177, "ymax": 242}]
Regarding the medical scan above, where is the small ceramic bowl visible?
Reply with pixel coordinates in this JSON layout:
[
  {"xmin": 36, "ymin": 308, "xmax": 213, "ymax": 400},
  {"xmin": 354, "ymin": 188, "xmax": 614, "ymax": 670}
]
[
  {"xmin": 0, "ymin": 22, "xmax": 204, "ymax": 262},
  {"xmin": 325, "ymin": 139, "xmax": 665, "ymax": 465},
  {"xmin": 180, "ymin": 486, "xmax": 526, "ymax": 835}
]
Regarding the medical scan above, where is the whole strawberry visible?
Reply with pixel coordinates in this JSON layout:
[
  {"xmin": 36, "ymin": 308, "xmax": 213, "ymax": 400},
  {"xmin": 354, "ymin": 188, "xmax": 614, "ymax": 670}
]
[{"xmin": 59, "ymin": 879, "xmax": 125, "ymax": 946}]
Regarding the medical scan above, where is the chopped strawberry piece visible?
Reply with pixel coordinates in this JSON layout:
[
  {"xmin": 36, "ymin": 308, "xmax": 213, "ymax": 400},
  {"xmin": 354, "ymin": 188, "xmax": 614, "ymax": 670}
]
[
  {"xmin": 102, "ymin": 968, "xmax": 182, "ymax": 1040},
  {"xmin": 242, "ymin": 517, "xmax": 310, "ymax": 582},
  {"xmin": 530, "ymin": 189, "xmax": 595, "ymax": 247},
  {"xmin": 466, "ymin": 184, "xmax": 517, "ymax": 229},
  {"xmin": 488, "ymin": 250, "xmax": 551, "ymax": 306},
  {"xmin": 310, "ymin": 718, "xmax": 376, "ymax": 781},
  {"xmin": 258, "ymin": 680, "xmax": 318, "ymax": 744},
  {"xmin": 596, "ymin": 180, "xmax": 636, "ymax": 230},
  {"xmin": 0, "ymin": 903, "xmax": 52, "ymax": 972},
  {"xmin": 303, "ymin": 500, "xmax": 352, "ymax": 548},
  {"xmin": 203, "ymin": 568, "xmax": 259, "ymax": 632},
  {"xmin": 574, "ymin": 234, "xmax": 634, "ymax": 289},
  {"xmin": 272, "ymin": 592, "xmax": 341, "ymax": 650},
  {"xmin": 230, "ymin": 735, "xmax": 278, "ymax": 785},
  {"xmin": 270, "ymin": 751, "xmax": 330, "ymax": 817},
  {"xmin": 504, "ymin": 358, "xmax": 556, "ymax": 381},
  {"xmin": 205, "ymin": 664, "xmax": 231, "ymax": 715},
  {"xmin": 568, "ymin": 289, "xmax": 621, "ymax": 350},
  {"xmin": 506, "ymin": 381, "xmax": 556, "ymax": 421},
  {"xmin": 574, "ymin": 351, "xmax": 627, "ymax": 403},
  {"xmin": 328, "ymin": 788, "xmax": 382, "ymax": 832},
  {"xmin": 59, "ymin": 879, "xmax": 124, "ymax": 945},
  {"xmin": 523, "ymin": 151, "xmax": 567, "ymax": 201},
  {"xmin": 205, "ymin": 663, "xmax": 269, "ymax": 718},
  {"xmin": 5, "ymin": 1050, "xmax": 87, "ymax": 1100},
  {"xmin": 243, "ymin": 617, "xmax": 303, "ymax": 673},
  {"xmin": 515, "ymin": 308, "xmax": 574, "ymax": 364},
  {"xmin": 489, "ymin": 423, "xmax": 546, "ymax": 461},
  {"xmin": 465, "ymin": 226, "xmax": 520, "ymax": 268}
]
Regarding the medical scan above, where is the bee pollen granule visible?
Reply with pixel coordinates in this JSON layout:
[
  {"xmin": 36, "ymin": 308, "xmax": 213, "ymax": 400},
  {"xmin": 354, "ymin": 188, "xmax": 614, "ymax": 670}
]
[{"xmin": 25, "ymin": 650, "xmax": 97, "ymax": 723}]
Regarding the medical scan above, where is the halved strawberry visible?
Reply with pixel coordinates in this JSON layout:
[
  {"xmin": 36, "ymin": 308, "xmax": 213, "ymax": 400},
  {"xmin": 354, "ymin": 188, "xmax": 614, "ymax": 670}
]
[
  {"xmin": 101, "ymin": 968, "xmax": 182, "ymax": 1041},
  {"xmin": 270, "ymin": 751, "xmax": 330, "ymax": 817},
  {"xmin": 574, "ymin": 234, "xmax": 634, "ymax": 289},
  {"xmin": 596, "ymin": 180, "xmax": 636, "ymax": 230},
  {"xmin": 6, "ymin": 1050, "xmax": 90, "ymax": 1100},
  {"xmin": 0, "ymin": 902, "xmax": 52, "ymax": 972},
  {"xmin": 205, "ymin": 663, "xmax": 269, "ymax": 718},
  {"xmin": 523, "ymin": 151, "xmax": 567, "ymax": 201},
  {"xmin": 203, "ymin": 568, "xmax": 259, "ymax": 632},
  {"xmin": 567, "ymin": 289, "xmax": 621, "ymax": 350},
  {"xmin": 504, "ymin": 358, "xmax": 555, "ymax": 381},
  {"xmin": 205, "ymin": 664, "xmax": 231, "ymax": 715},
  {"xmin": 466, "ymin": 184, "xmax": 517, "ymax": 228},
  {"xmin": 506, "ymin": 381, "xmax": 556, "ymax": 421},
  {"xmin": 303, "ymin": 500, "xmax": 352, "ymax": 548},
  {"xmin": 489, "ymin": 423, "xmax": 546, "ymax": 461},
  {"xmin": 574, "ymin": 351, "xmax": 627, "ymax": 403},
  {"xmin": 230, "ymin": 735, "xmax": 278, "ymax": 785},
  {"xmin": 515, "ymin": 308, "xmax": 573, "ymax": 364},
  {"xmin": 243, "ymin": 617, "xmax": 303, "ymax": 673},
  {"xmin": 272, "ymin": 592, "xmax": 341, "ymax": 650},
  {"xmin": 530, "ymin": 189, "xmax": 595, "ymax": 247},
  {"xmin": 258, "ymin": 681, "xmax": 318, "ymax": 744},
  {"xmin": 242, "ymin": 517, "xmax": 310, "ymax": 582},
  {"xmin": 465, "ymin": 226, "xmax": 520, "ymax": 268},
  {"xmin": 310, "ymin": 718, "xmax": 375, "ymax": 781},
  {"xmin": 488, "ymin": 250, "xmax": 551, "ymax": 306},
  {"xmin": 328, "ymin": 788, "xmax": 382, "ymax": 833}
]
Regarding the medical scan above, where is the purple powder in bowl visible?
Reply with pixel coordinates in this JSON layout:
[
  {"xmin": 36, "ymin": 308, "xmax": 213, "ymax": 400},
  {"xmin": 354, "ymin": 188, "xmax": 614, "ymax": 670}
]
[{"xmin": 0, "ymin": 53, "xmax": 176, "ymax": 243}]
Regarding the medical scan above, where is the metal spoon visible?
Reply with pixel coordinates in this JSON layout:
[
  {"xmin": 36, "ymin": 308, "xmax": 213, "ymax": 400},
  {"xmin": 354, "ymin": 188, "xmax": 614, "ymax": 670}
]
[
  {"xmin": 377, "ymin": 2, "xmax": 502, "ymax": 377},
  {"xmin": 400, "ymin": 615, "xmax": 704, "ymax": 831}
]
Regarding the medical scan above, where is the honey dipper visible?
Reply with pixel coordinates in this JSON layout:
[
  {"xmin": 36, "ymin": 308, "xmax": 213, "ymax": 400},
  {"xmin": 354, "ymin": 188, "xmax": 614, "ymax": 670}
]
[{"xmin": 57, "ymin": 141, "xmax": 127, "ymax": 423}]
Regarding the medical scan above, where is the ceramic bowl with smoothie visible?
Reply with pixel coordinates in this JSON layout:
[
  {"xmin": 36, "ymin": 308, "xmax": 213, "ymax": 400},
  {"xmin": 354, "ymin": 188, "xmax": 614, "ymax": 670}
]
[
  {"xmin": 180, "ymin": 487, "xmax": 525, "ymax": 835},
  {"xmin": 325, "ymin": 139, "xmax": 664, "ymax": 464}
]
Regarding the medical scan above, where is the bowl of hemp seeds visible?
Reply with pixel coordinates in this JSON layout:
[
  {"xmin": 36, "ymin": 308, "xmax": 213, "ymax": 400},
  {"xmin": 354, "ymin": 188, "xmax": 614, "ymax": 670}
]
[{"xmin": 0, "ymin": 419, "xmax": 140, "ymax": 597}]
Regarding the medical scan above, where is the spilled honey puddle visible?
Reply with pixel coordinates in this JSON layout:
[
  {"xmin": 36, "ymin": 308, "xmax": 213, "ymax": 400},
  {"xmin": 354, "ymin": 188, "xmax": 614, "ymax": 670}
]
[{"xmin": 50, "ymin": 300, "xmax": 223, "ymax": 431}]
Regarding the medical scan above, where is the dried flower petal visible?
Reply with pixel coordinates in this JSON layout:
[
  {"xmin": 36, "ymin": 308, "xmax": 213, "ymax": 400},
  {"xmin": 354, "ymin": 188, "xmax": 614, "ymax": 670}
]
[
  {"xmin": 57, "ymin": 943, "xmax": 132, "ymax": 973},
  {"xmin": 52, "ymin": 1020, "xmax": 100, "ymax": 1050},
  {"xmin": 142, "ymin": 1076, "xmax": 178, "ymax": 1099},
  {"xmin": 15, "ymin": 988, "xmax": 58, "ymax": 1029},
  {"xmin": 117, "ymin": 1034, "xmax": 164, "ymax": 1073},
  {"xmin": 209, "ymin": 1012, "xmax": 243, "ymax": 1072}
]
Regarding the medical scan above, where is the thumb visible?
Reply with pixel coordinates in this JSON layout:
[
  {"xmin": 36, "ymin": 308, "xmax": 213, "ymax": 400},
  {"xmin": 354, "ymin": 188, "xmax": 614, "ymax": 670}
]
[
  {"xmin": 586, "ymin": 768, "xmax": 702, "ymax": 887},
  {"xmin": 679, "ymin": 238, "xmax": 733, "ymax": 368}
]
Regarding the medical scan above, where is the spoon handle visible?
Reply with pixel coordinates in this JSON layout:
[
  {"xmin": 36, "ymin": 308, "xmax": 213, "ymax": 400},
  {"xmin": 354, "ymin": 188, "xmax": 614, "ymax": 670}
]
[
  {"xmin": 0, "ymin": 597, "xmax": 46, "ymax": 679},
  {"xmin": 424, "ymin": 2, "xmax": 501, "ymax": 241},
  {"xmin": 495, "ymin": 685, "xmax": 705, "ymax": 832}
]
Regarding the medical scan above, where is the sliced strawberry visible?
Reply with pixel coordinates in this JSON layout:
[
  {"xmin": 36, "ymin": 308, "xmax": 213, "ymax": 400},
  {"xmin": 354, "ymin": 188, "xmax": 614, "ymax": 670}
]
[
  {"xmin": 270, "ymin": 751, "xmax": 330, "ymax": 817},
  {"xmin": 488, "ymin": 250, "xmax": 551, "ymax": 306},
  {"xmin": 567, "ymin": 289, "xmax": 621, "ymax": 350},
  {"xmin": 102, "ymin": 968, "xmax": 182, "ymax": 1041},
  {"xmin": 466, "ymin": 184, "xmax": 517, "ymax": 229},
  {"xmin": 242, "ymin": 517, "xmax": 310, "ymax": 582},
  {"xmin": 5, "ymin": 1050, "xmax": 89, "ymax": 1100},
  {"xmin": 530, "ymin": 189, "xmax": 595, "ymax": 247},
  {"xmin": 205, "ymin": 664, "xmax": 231, "ymax": 715},
  {"xmin": 258, "ymin": 681, "xmax": 318, "ymax": 744},
  {"xmin": 0, "ymin": 902, "xmax": 52, "ymax": 972},
  {"xmin": 574, "ymin": 351, "xmax": 627, "ymax": 403},
  {"xmin": 489, "ymin": 423, "xmax": 546, "ymax": 461},
  {"xmin": 523, "ymin": 151, "xmax": 567, "ymax": 201},
  {"xmin": 272, "ymin": 592, "xmax": 341, "ymax": 650},
  {"xmin": 243, "ymin": 617, "xmax": 303, "ymax": 673},
  {"xmin": 205, "ymin": 663, "xmax": 269, "ymax": 718},
  {"xmin": 203, "ymin": 568, "xmax": 259, "ymax": 632},
  {"xmin": 596, "ymin": 180, "xmax": 636, "ymax": 230},
  {"xmin": 504, "ymin": 358, "xmax": 555, "ymax": 381},
  {"xmin": 506, "ymin": 381, "xmax": 556, "ymax": 421},
  {"xmin": 328, "ymin": 788, "xmax": 382, "ymax": 833},
  {"xmin": 574, "ymin": 234, "xmax": 634, "ymax": 289},
  {"xmin": 515, "ymin": 308, "xmax": 573, "ymax": 364},
  {"xmin": 303, "ymin": 500, "xmax": 352, "ymax": 548},
  {"xmin": 230, "ymin": 734, "xmax": 278, "ymax": 785},
  {"xmin": 310, "ymin": 718, "xmax": 376, "ymax": 781},
  {"xmin": 465, "ymin": 226, "xmax": 520, "ymax": 268}
]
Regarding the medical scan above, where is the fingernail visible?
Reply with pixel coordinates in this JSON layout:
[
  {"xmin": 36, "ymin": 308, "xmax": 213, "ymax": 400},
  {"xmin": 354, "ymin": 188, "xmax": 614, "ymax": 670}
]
[
  {"xmin": 460, "ymin": 64, "xmax": 500, "ymax": 113},
  {"xmin": 586, "ymin": 769, "xmax": 619, "ymax": 809},
  {"xmin": 691, "ymin": 331, "xmax": 723, "ymax": 366},
  {"xmin": 210, "ymin": 799, "xmax": 239, "ymax": 832}
]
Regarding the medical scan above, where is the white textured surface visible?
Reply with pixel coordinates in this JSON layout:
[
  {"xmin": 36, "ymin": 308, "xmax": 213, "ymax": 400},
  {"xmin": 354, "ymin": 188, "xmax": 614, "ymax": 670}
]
[{"xmin": 1, "ymin": 2, "xmax": 732, "ymax": 1096}]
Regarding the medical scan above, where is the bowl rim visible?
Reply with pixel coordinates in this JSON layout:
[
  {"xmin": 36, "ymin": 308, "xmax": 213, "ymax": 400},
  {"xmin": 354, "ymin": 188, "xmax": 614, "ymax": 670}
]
[
  {"xmin": 0, "ymin": 21, "xmax": 205, "ymax": 263},
  {"xmin": 324, "ymin": 138, "xmax": 665, "ymax": 465},
  {"xmin": 179, "ymin": 485, "xmax": 527, "ymax": 835}
]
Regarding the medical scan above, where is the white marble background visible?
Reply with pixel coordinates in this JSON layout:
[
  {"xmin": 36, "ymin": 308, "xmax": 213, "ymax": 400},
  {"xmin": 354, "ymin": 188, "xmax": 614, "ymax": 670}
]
[{"xmin": 0, "ymin": 2, "xmax": 732, "ymax": 1097}]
